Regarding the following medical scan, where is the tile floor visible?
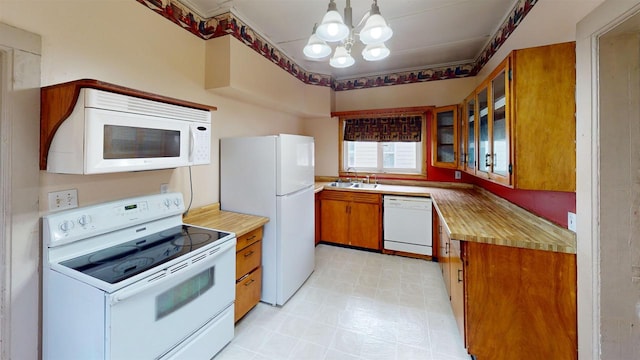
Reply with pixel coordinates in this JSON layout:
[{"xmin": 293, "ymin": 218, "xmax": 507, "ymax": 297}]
[{"xmin": 215, "ymin": 244, "xmax": 470, "ymax": 360}]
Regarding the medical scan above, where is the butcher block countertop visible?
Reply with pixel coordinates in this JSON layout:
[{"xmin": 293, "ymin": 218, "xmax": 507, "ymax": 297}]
[
  {"xmin": 183, "ymin": 203, "xmax": 269, "ymax": 237},
  {"xmin": 316, "ymin": 182, "xmax": 576, "ymax": 254}
]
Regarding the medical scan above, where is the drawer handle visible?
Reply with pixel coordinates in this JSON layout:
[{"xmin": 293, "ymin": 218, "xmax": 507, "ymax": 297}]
[
  {"xmin": 246, "ymin": 235, "xmax": 256, "ymax": 241},
  {"xmin": 244, "ymin": 279, "xmax": 255, "ymax": 286},
  {"xmin": 243, "ymin": 250, "xmax": 255, "ymax": 258}
]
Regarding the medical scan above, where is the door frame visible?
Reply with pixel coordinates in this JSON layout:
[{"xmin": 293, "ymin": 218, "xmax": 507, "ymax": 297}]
[
  {"xmin": 576, "ymin": 1, "xmax": 640, "ymax": 359},
  {"xmin": 0, "ymin": 46, "xmax": 10, "ymax": 360}
]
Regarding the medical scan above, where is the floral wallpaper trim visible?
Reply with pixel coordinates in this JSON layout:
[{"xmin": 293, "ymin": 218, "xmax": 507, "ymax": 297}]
[{"xmin": 136, "ymin": 0, "xmax": 537, "ymax": 91}]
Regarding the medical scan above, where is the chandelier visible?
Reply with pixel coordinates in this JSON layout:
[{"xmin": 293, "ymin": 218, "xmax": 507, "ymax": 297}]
[{"xmin": 303, "ymin": 0, "xmax": 393, "ymax": 68}]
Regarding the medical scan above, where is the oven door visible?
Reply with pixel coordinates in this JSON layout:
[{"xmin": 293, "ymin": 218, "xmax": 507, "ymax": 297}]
[{"xmin": 106, "ymin": 238, "xmax": 235, "ymax": 360}]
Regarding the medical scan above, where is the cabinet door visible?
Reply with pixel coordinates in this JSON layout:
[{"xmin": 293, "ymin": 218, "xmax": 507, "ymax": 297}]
[
  {"xmin": 464, "ymin": 93, "xmax": 476, "ymax": 174},
  {"xmin": 513, "ymin": 42, "xmax": 576, "ymax": 191},
  {"xmin": 464, "ymin": 242, "xmax": 577, "ymax": 360},
  {"xmin": 450, "ymin": 239, "xmax": 465, "ymax": 346},
  {"xmin": 489, "ymin": 61, "xmax": 512, "ymax": 185},
  {"xmin": 349, "ymin": 201, "xmax": 381, "ymax": 250},
  {"xmin": 320, "ymin": 198, "xmax": 349, "ymax": 245},
  {"xmin": 439, "ymin": 215, "xmax": 451, "ymax": 296},
  {"xmin": 432, "ymin": 105, "xmax": 458, "ymax": 169},
  {"xmin": 457, "ymin": 103, "xmax": 466, "ymax": 171},
  {"xmin": 315, "ymin": 192, "xmax": 321, "ymax": 245},
  {"xmin": 477, "ymin": 86, "xmax": 490, "ymax": 177}
]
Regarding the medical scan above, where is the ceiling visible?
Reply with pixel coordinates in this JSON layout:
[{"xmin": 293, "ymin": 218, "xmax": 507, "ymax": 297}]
[{"xmin": 181, "ymin": 0, "xmax": 519, "ymax": 80}]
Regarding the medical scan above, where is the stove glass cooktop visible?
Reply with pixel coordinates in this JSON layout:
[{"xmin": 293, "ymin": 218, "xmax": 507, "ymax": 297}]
[{"xmin": 60, "ymin": 225, "xmax": 232, "ymax": 284}]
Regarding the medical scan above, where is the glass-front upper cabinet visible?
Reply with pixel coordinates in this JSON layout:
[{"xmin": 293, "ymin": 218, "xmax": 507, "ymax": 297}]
[
  {"xmin": 432, "ymin": 105, "xmax": 458, "ymax": 169},
  {"xmin": 491, "ymin": 67, "xmax": 510, "ymax": 183},
  {"xmin": 465, "ymin": 93, "xmax": 476, "ymax": 174},
  {"xmin": 477, "ymin": 86, "xmax": 490, "ymax": 177},
  {"xmin": 457, "ymin": 103, "xmax": 465, "ymax": 171}
]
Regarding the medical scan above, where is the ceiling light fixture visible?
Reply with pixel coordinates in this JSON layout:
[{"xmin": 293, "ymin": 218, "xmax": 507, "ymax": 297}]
[{"xmin": 303, "ymin": 0, "xmax": 393, "ymax": 68}]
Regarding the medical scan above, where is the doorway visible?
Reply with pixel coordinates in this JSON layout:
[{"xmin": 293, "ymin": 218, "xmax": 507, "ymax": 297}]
[
  {"xmin": 576, "ymin": 1, "xmax": 640, "ymax": 358},
  {"xmin": 0, "ymin": 48, "xmax": 7, "ymax": 360}
]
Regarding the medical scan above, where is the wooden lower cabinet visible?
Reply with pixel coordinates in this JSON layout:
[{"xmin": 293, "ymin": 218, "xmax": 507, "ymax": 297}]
[
  {"xmin": 449, "ymin": 239, "xmax": 465, "ymax": 344},
  {"xmin": 437, "ymin": 213, "xmax": 452, "ymax": 296},
  {"xmin": 439, "ymin": 219, "xmax": 465, "ymax": 344},
  {"xmin": 234, "ymin": 226, "xmax": 263, "ymax": 322},
  {"xmin": 315, "ymin": 192, "xmax": 321, "ymax": 245},
  {"xmin": 235, "ymin": 267, "xmax": 261, "ymax": 322},
  {"xmin": 319, "ymin": 190, "xmax": 381, "ymax": 250},
  {"xmin": 461, "ymin": 241, "xmax": 577, "ymax": 360}
]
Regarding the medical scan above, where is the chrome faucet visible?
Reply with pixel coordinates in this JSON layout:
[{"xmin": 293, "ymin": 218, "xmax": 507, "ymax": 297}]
[{"xmin": 346, "ymin": 167, "xmax": 359, "ymax": 183}]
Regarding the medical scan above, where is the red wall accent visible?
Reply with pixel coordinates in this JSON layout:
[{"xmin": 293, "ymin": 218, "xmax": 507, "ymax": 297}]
[{"xmin": 422, "ymin": 114, "xmax": 576, "ymax": 228}]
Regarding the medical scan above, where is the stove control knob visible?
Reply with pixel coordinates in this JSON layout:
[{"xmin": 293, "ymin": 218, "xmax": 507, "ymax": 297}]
[
  {"xmin": 78, "ymin": 215, "xmax": 91, "ymax": 226},
  {"xmin": 173, "ymin": 198, "xmax": 181, "ymax": 207},
  {"xmin": 59, "ymin": 220, "xmax": 74, "ymax": 233},
  {"xmin": 163, "ymin": 199, "xmax": 171, "ymax": 208}
]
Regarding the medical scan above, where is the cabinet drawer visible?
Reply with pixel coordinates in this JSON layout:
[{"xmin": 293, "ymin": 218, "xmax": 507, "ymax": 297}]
[
  {"xmin": 235, "ymin": 267, "xmax": 262, "ymax": 322},
  {"xmin": 320, "ymin": 190, "xmax": 380, "ymax": 204},
  {"xmin": 236, "ymin": 240, "xmax": 261, "ymax": 279},
  {"xmin": 237, "ymin": 227, "xmax": 263, "ymax": 251}
]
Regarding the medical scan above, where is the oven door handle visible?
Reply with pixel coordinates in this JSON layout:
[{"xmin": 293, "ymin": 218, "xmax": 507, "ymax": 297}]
[{"xmin": 111, "ymin": 240, "xmax": 235, "ymax": 305}]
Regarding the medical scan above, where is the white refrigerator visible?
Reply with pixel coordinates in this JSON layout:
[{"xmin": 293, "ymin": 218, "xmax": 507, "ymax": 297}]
[{"xmin": 220, "ymin": 134, "xmax": 315, "ymax": 306}]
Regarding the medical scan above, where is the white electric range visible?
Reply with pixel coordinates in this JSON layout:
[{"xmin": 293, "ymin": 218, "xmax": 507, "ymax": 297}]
[{"xmin": 42, "ymin": 192, "xmax": 236, "ymax": 360}]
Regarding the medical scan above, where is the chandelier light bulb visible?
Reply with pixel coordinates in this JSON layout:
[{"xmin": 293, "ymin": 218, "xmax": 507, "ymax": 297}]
[
  {"xmin": 362, "ymin": 43, "xmax": 390, "ymax": 61},
  {"xmin": 316, "ymin": 4, "xmax": 349, "ymax": 42},
  {"xmin": 330, "ymin": 45, "xmax": 355, "ymax": 68},
  {"xmin": 360, "ymin": 14, "xmax": 392, "ymax": 44},
  {"xmin": 327, "ymin": 23, "xmax": 339, "ymax": 37},
  {"xmin": 303, "ymin": 32, "xmax": 332, "ymax": 59},
  {"xmin": 370, "ymin": 27, "xmax": 382, "ymax": 40}
]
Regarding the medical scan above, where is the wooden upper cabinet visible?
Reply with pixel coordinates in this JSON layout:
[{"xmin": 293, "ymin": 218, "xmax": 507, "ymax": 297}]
[
  {"xmin": 512, "ymin": 42, "xmax": 576, "ymax": 192},
  {"xmin": 432, "ymin": 105, "xmax": 459, "ymax": 169},
  {"xmin": 458, "ymin": 42, "xmax": 575, "ymax": 191}
]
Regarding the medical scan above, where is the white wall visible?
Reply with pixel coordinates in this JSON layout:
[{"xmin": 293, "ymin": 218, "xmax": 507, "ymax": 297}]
[
  {"xmin": 0, "ymin": 1, "xmax": 315, "ymax": 359},
  {"xmin": 0, "ymin": 22, "xmax": 41, "ymax": 360}
]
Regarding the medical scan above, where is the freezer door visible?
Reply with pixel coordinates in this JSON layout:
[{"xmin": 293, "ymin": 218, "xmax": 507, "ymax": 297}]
[
  {"xmin": 277, "ymin": 134, "xmax": 314, "ymax": 196},
  {"xmin": 276, "ymin": 186, "xmax": 315, "ymax": 305}
]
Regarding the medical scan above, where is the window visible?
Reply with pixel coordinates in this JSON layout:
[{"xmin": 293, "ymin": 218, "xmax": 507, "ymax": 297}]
[
  {"xmin": 336, "ymin": 109, "xmax": 429, "ymax": 178},
  {"xmin": 345, "ymin": 141, "xmax": 422, "ymax": 173}
]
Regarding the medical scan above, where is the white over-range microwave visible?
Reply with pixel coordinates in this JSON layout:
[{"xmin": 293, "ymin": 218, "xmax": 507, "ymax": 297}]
[{"xmin": 46, "ymin": 88, "xmax": 211, "ymax": 174}]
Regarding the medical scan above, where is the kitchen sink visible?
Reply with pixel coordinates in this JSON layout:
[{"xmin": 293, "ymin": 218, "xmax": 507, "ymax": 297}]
[
  {"xmin": 327, "ymin": 182, "xmax": 378, "ymax": 189},
  {"xmin": 328, "ymin": 182, "xmax": 354, "ymax": 188},
  {"xmin": 350, "ymin": 183, "xmax": 378, "ymax": 189}
]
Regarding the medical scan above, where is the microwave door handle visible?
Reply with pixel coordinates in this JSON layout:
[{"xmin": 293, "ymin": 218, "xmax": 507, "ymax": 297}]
[{"xmin": 188, "ymin": 126, "xmax": 196, "ymax": 163}]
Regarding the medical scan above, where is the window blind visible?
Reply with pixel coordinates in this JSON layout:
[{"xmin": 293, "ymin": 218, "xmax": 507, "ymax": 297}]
[{"xmin": 343, "ymin": 116, "xmax": 422, "ymax": 142}]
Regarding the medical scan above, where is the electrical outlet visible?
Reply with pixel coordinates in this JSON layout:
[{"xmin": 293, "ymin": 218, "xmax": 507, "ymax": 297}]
[
  {"xmin": 48, "ymin": 189, "xmax": 78, "ymax": 211},
  {"xmin": 160, "ymin": 184, "xmax": 169, "ymax": 194},
  {"xmin": 455, "ymin": 171, "xmax": 462, "ymax": 180},
  {"xmin": 568, "ymin": 212, "xmax": 577, "ymax": 232}
]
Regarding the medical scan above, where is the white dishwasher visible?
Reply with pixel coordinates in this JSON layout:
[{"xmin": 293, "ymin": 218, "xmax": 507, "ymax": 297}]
[{"xmin": 383, "ymin": 195, "xmax": 433, "ymax": 255}]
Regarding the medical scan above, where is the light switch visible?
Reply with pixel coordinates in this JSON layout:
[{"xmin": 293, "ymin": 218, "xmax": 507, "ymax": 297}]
[{"xmin": 568, "ymin": 212, "xmax": 577, "ymax": 232}]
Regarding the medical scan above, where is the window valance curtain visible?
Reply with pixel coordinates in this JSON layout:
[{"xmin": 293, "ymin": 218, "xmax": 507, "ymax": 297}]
[{"xmin": 343, "ymin": 116, "xmax": 423, "ymax": 142}]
